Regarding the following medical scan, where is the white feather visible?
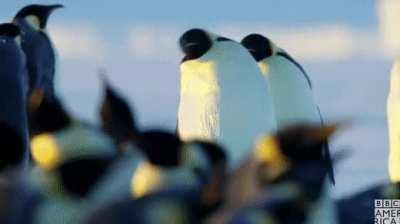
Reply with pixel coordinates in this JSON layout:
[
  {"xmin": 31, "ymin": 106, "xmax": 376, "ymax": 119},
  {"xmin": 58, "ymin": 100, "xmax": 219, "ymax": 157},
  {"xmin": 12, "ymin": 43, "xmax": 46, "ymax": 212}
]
[{"xmin": 178, "ymin": 32, "xmax": 276, "ymax": 167}]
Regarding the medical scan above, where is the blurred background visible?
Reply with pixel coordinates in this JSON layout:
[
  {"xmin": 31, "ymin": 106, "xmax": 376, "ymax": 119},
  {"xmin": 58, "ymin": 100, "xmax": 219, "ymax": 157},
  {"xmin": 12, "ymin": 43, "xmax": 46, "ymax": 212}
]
[{"xmin": 0, "ymin": 0, "xmax": 397, "ymax": 197}]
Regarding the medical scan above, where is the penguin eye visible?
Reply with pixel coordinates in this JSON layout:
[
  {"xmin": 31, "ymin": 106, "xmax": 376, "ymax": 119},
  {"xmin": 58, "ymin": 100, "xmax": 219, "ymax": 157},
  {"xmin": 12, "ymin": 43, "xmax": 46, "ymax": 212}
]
[{"xmin": 216, "ymin": 37, "xmax": 232, "ymax": 42}]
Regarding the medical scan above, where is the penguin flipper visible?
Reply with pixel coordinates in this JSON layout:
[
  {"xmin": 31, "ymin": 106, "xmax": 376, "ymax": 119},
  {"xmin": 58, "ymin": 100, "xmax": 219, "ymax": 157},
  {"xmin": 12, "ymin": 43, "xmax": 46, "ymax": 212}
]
[
  {"xmin": 323, "ymin": 142, "xmax": 335, "ymax": 185},
  {"xmin": 317, "ymin": 106, "xmax": 335, "ymax": 185}
]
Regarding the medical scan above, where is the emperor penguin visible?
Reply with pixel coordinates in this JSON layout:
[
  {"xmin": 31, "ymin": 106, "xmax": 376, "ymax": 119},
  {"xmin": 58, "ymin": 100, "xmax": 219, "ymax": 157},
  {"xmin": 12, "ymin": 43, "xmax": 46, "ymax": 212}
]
[
  {"xmin": 388, "ymin": 57, "xmax": 400, "ymax": 182},
  {"xmin": 241, "ymin": 34, "xmax": 335, "ymax": 184},
  {"xmin": 0, "ymin": 23, "xmax": 29, "ymax": 167},
  {"xmin": 235, "ymin": 123, "xmax": 340, "ymax": 224},
  {"xmin": 13, "ymin": 4, "xmax": 63, "ymax": 99},
  {"xmin": 86, "ymin": 141, "xmax": 228, "ymax": 224},
  {"xmin": 178, "ymin": 28, "xmax": 276, "ymax": 167}
]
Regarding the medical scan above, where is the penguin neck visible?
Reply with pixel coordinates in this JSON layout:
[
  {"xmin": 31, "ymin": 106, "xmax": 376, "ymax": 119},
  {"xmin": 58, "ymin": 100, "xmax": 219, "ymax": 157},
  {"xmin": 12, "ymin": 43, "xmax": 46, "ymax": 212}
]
[
  {"xmin": 257, "ymin": 41, "xmax": 284, "ymax": 77},
  {"xmin": 15, "ymin": 36, "xmax": 21, "ymax": 46},
  {"xmin": 180, "ymin": 59, "xmax": 219, "ymax": 96},
  {"xmin": 24, "ymin": 15, "xmax": 42, "ymax": 31}
]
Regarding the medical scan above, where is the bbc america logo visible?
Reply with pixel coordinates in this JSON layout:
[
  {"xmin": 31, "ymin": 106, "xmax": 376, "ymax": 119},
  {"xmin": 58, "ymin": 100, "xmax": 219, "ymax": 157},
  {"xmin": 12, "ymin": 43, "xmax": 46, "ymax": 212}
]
[{"xmin": 375, "ymin": 200, "xmax": 400, "ymax": 224}]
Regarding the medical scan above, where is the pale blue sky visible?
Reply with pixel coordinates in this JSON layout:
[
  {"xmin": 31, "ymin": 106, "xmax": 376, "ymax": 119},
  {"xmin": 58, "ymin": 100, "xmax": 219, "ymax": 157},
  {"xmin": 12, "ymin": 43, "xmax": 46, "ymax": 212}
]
[
  {"xmin": 1, "ymin": 1, "xmax": 377, "ymax": 26},
  {"xmin": 1, "ymin": 0, "xmax": 395, "ymax": 196}
]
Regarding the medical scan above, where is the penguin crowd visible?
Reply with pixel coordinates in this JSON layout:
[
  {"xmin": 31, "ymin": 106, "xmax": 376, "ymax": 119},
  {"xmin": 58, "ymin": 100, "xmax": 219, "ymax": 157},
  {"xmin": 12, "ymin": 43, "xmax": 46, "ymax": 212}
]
[{"xmin": 0, "ymin": 3, "xmax": 396, "ymax": 224}]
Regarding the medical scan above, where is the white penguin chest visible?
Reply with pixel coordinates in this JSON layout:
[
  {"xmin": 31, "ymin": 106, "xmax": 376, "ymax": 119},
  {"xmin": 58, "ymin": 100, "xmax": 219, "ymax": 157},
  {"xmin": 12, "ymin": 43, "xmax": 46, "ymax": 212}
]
[{"xmin": 178, "ymin": 61, "xmax": 220, "ymax": 141}]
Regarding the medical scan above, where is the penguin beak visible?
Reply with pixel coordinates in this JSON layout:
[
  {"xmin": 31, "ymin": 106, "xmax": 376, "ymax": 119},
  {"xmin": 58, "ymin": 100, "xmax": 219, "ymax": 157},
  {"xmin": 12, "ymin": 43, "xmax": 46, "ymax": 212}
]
[
  {"xmin": 247, "ymin": 48, "xmax": 257, "ymax": 54},
  {"xmin": 48, "ymin": 4, "xmax": 64, "ymax": 11},
  {"xmin": 182, "ymin": 42, "xmax": 200, "ymax": 50},
  {"xmin": 180, "ymin": 41, "xmax": 202, "ymax": 56},
  {"xmin": 307, "ymin": 121, "xmax": 348, "ymax": 142},
  {"xmin": 43, "ymin": 4, "xmax": 64, "ymax": 28},
  {"xmin": 28, "ymin": 88, "xmax": 45, "ymax": 112}
]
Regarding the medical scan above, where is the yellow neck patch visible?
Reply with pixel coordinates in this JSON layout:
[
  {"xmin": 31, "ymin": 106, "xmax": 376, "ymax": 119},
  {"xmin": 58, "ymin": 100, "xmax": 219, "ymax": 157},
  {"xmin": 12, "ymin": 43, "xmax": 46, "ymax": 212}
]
[
  {"xmin": 258, "ymin": 62, "xmax": 270, "ymax": 76},
  {"xmin": 30, "ymin": 134, "xmax": 62, "ymax": 170},
  {"xmin": 254, "ymin": 135, "xmax": 290, "ymax": 181},
  {"xmin": 131, "ymin": 162, "xmax": 162, "ymax": 198},
  {"xmin": 25, "ymin": 15, "xmax": 41, "ymax": 31}
]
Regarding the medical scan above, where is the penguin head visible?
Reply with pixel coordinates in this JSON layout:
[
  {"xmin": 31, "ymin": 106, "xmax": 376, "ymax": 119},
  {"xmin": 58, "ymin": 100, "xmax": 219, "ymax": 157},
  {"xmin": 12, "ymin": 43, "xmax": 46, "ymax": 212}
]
[
  {"xmin": 0, "ymin": 23, "xmax": 21, "ymax": 46},
  {"xmin": 131, "ymin": 130, "xmax": 185, "ymax": 198},
  {"xmin": 14, "ymin": 4, "xmax": 64, "ymax": 31},
  {"xmin": 55, "ymin": 156, "xmax": 115, "ymax": 198},
  {"xmin": 180, "ymin": 28, "xmax": 213, "ymax": 62},
  {"xmin": 241, "ymin": 34, "xmax": 276, "ymax": 62},
  {"xmin": 274, "ymin": 123, "xmax": 338, "ymax": 162},
  {"xmin": 99, "ymin": 75, "xmax": 138, "ymax": 148},
  {"xmin": 179, "ymin": 28, "xmax": 263, "ymax": 100},
  {"xmin": 136, "ymin": 130, "xmax": 183, "ymax": 167},
  {"xmin": 179, "ymin": 28, "xmax": 233, "ymax": 63},
  {"xmin": 0, "ymin": 23, "xmax": 20, "ymax": 38},
  {"xmin": 131, "ymin": 131, "xmax": 227, "ymax": 199},
  {"xmin": 30, "ymin": 121, "xmax": 118, "ymax": 199},
  {"xmin": 253, "ymin": 123, "xmax": 339, "ymax": 184},
  {"xmin": 30, "ymin": 121, "xmax": 117, "ymax": 171}
]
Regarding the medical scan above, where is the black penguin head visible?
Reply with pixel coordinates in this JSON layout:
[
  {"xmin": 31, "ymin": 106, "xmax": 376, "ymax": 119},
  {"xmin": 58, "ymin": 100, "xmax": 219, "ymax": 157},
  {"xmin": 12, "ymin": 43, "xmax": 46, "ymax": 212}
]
[
  {"xmin": 136, "ymin": 130, "xmax": 183, "ymax": 168},
  {"xmin": 179, "ymin": 28, "xmax": 214, "ymax": 62},
  {"xmin": 14, "ymin": 4, "xmax": 64, "ymax": 30},
  {"xmin": 276, "ymin": 123, "xmax": 338, "ymax": 162},
  {"xmin": 179, "ymin": 28, "xmax": 234, "ymax": 63},
  {"xmin": 254, "ymin": 123, "xmax": 339, "ymax": 185},
  {"xmin": 56, "ymin": 156, "xmax": 114, "ymax": 198},
  {"xmin": 241, "ymin": 33, "xmax": 273, "ymax": 61},
  {"xmin": 99, "ymin": 76, "xmax": 138, "ymax": 146},
  {"xmin": 0, "ymin": 23, "xmax": 20, "ymax": 38},
  {"xmin": 0, "ymin": 122, "xmax": 24, "ymax": 172},
  {"xmin": 28, "ymin": 91, "xmax": 71, "ymax": 137}
]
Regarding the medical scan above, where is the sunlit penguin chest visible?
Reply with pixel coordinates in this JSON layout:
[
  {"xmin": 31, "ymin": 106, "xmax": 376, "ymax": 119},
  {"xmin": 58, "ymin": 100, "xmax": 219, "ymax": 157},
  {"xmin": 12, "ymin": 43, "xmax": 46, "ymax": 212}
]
[
  {"xmin": 261, "ymin": 56, "xmax": 319, "ymax": 127},
  {"xmin": 387, "ymin": 61, "xmax": 400, "ymax": 182},
  {"xmin": 179, "ymin": 60, "xmax": 220, "ymax": 140}
]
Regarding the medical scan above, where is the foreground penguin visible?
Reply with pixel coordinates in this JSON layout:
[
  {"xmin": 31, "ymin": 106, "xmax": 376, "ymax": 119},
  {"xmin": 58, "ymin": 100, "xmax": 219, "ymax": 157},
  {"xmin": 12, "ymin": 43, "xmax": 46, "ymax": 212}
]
[
  {"xmin": 226, "ymin": 123, "xmax": 340, "ymax": 224},
  {"xmin": 388, "ymin": 57, "xmax": 400, "ymax": 182},
  {"xmin": 28, "ymin": 95, "xmax": 121, "ymax": 224},
  {"xmin": 241, "ymin": 34, "xmax": 335, "ymax": 184},
  {"xmin": 85, "ymin": 140, "xmax": 228, "ymax": 224},
  {"xmin": 130, "ymin": 131, "xmax": 227, "ymax": 199},
  {"xmin": 0, "ymin": 23, "xmax": 29, "ymax": 167},
  {"xmin": 178, "ymin": 28, "xmax": 276, "ymax": 167},
  {"xmin": 13, "ymin": 4, "xmax": 63, "ymax": 98}
]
